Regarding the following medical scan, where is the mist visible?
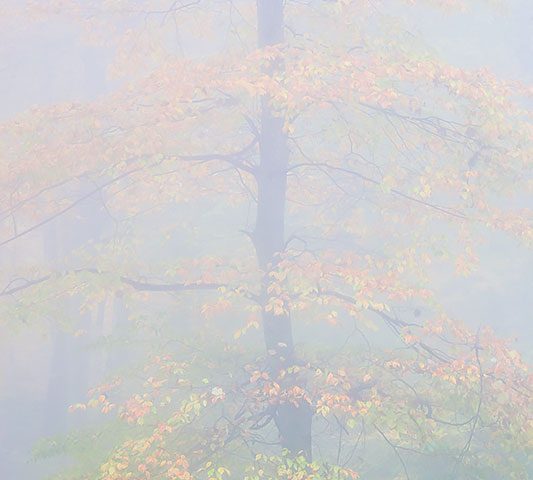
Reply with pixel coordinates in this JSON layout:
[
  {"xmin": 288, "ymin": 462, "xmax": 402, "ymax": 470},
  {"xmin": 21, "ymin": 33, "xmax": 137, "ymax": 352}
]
[{"xmin": 0, "ymin": 1, "xmax": 531, "ymax": 479}]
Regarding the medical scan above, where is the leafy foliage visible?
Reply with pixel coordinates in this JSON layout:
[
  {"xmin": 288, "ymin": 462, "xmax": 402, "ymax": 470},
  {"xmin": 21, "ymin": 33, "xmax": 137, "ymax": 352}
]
[{"xmin": 1, "ymin": 1, "xmax": 531, "ymax": 479}]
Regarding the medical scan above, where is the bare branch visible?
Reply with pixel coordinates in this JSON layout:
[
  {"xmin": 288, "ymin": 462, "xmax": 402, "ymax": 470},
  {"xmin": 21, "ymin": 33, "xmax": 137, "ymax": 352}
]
[
  {"xmin": 288, "ymin": 162, "xmax": 467, "ymax": 220},
  {"xmin": 121, "ymin": 277, "xmax": 221, "ymax": 292},
  {"xmin": 0, "ymin": 164, "xmax": 148, "ymax": 249}
]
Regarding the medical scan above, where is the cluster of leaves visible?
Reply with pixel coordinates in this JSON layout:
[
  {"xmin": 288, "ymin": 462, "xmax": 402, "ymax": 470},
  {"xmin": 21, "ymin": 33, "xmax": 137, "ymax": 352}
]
[{"xmin": 41, "ymin": 309, "xmax": 528, "ymax": 480}]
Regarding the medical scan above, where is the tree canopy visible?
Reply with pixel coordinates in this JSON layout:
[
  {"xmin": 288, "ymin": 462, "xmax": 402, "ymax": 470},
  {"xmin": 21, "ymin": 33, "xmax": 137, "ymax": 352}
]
[{"xmin": 0, "ymin": 1, "xmax": 531, "ymax": 479}]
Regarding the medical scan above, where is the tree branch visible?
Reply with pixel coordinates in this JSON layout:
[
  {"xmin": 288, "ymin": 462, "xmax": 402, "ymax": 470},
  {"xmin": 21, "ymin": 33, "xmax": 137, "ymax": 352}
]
[
  {"xmin": 120, "ymin": 277, "xmax": 221, "ymax": 292},
  {"xmin": 288, "ymin": 162, "xmax": 467, "ymax": 220},
  {"xmin": 0, "ymin": 270, "xmax": 221, "ymax": 298},
  {"xmin": 0, "ymin": 164, "xmax": 148, "ymax": 249}
]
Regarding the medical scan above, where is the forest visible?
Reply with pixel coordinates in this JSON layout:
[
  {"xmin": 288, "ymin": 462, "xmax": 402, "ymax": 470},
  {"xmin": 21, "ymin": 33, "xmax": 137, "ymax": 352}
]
[{"xmin": 0, "ymin": 1, "xmax": 531, "ymax": 479}]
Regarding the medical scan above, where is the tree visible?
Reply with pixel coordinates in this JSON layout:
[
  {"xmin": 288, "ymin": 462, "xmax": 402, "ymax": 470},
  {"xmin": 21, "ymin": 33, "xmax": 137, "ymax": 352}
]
[{"xmin": 1, "ymin": 1, "xmax": 531, "ymax": 479}]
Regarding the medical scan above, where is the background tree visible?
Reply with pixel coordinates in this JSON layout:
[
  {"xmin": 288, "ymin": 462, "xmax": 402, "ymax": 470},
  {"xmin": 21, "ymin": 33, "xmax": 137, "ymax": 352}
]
[{"xmin": 0, "ymin": 1, "xmax": 531, "ymax": 479}]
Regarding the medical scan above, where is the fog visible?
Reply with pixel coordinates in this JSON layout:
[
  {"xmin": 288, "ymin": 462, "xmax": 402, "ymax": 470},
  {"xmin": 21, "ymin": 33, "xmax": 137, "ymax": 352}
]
[{"xmin": 0, "ymin": 1, "xmax": 531, "ymax": 479}]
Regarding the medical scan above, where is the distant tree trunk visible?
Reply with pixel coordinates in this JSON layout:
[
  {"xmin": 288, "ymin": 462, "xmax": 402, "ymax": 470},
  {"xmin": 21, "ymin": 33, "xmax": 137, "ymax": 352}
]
[
  {"xmin": 254, "ymin": 0, "xmax": 313, "ymax": 459},
  {"xmin": 42, "ymin": 221, "xmax": 72, "ymax": 437},
  {"xmin": 105, "ymin": 292, "xmax": 132, "ymax": 372},
  {"xmin": 42, "ymin": 186, "xmax": 107, "ymax": 436}
]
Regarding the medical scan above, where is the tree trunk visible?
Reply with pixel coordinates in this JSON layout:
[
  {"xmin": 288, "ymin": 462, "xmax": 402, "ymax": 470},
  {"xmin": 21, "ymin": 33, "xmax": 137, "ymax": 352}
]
[{"xmin": 254, "ymin": 0, "xmax": 313, "ymax": 460}]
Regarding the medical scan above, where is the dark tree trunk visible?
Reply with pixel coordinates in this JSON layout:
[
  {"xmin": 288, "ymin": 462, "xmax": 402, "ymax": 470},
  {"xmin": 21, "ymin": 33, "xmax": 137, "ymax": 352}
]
[{"xmin": 254, "ymin": 0, "xmax": 313, "ymax": 460}]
